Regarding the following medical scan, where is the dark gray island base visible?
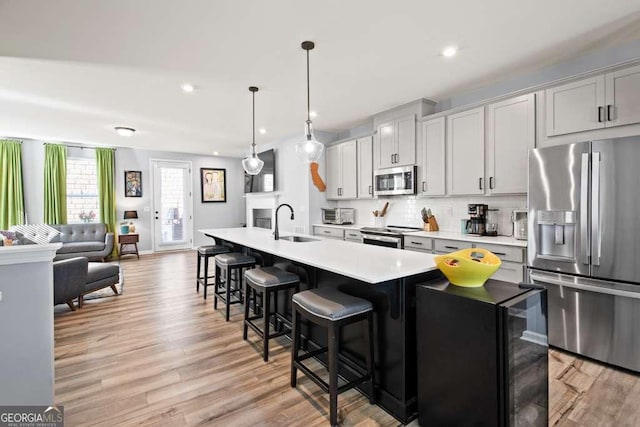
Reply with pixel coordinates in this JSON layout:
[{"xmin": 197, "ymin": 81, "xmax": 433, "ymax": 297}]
[{"xmin": 206, "ymin": 232, "xmax": 441, "ymax": 423}]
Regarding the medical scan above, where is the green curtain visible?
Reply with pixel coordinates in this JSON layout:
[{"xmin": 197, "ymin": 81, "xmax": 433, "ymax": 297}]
[
  {"xmin": 0, "ymin": 140, "xmax": 25, "ymax": 229},
  {"xmin": 44, "ymin": 143, "xmax": 67, "ymax": 224},
  {"xmin": 96, "ymin": 148, "xmax": 118, "ymax": 257}
]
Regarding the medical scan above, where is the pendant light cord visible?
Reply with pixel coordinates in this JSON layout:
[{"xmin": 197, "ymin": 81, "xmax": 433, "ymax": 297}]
[
  {"xmin": 252, "ymin": 90, "xmax": 256, "ymax": 155},
  {"xmin": 306, "ymin": 48, "xmax": 311, "ymax": 123}
]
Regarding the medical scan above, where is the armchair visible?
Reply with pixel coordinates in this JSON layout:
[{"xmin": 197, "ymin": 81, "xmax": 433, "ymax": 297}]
[{"xmin": 53, "ymin": 257, "xmax": 88, "ymax": 311}]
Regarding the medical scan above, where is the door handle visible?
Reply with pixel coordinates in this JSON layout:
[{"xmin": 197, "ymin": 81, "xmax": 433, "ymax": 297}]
[
  {"xmin": 592, "ymin": 152, "xmax": 601, "ymax": 266},
  {"xmin": 411, "ymin": 241, "xmax": 423, "ymax": 245},
  {"xmin": 422, "ymin": 181, "xmax": 426, "ymax": 192},
  {"xmin": 489, "ymin": 176, "xmax": 494, "ymax": 189},
  {"xmin": 445, "ymin": 245, "xmax": 459, "ymax": 250},
  {"xmin": 368, "ymin": 185, "xmax": 372, "ymax": 195},
  {"xmin": 607, "ymin": 104, "xmax": 613, "ymax": 121},
  {"xmin": 391, "ymin": 154, "xmax": 394, "ymax": 164},
  {"xmin": 580, "ymin": 152, "xmax": 590, "ymax": 265},
  {"xmin": 598, "ymin": 106, "xmax": 604, "ymax": 123},
  {"xmin": 479, "ymin": 177, "xmax": 483, "ymax": 190},
  {"xmin": 395, "ymin": 153, "xmax": 399, "ymax": 163}
]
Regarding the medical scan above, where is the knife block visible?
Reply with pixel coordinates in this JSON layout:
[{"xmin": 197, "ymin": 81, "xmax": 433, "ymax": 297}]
[{"xmin": 423, "ymin": 216, "xmax": 439, "ymax": 232}]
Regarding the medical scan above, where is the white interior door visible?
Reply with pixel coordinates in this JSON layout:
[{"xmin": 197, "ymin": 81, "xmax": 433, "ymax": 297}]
[{"xmin": 152, "ymin": 160, "xmax": 193, "ymax": 252}]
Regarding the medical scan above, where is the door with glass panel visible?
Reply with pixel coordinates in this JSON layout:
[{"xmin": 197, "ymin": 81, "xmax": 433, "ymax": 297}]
[{"xmin": 151, "ymin": 160, "xmax": 192, "ymax": 251}]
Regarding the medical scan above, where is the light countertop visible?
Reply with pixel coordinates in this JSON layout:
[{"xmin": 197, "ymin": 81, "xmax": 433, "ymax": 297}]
[
  {"xmin": 312, "ymin": 223, "xmax": 363, "ymax": 231},
  {"xmin": 403, "ymin": 230, "xmax": 528, "ymax": 247},
  {"xmin": 0, "ymin": 243, "xmax": 62, "ymax": 266},
  {"xmin": 199, "ymin": 227, "xmax": 437, "ymax": 284}
]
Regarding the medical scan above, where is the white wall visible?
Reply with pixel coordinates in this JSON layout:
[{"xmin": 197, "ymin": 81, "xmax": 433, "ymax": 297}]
[{"xmin": 18, "ymin": 138, "xmax": 245, "ymax": 250}]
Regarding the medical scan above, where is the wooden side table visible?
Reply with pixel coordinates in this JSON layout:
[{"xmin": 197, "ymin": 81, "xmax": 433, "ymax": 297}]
[{"xmin": 119, "ymin": 233, "xmax": 139, "ymax": 260}]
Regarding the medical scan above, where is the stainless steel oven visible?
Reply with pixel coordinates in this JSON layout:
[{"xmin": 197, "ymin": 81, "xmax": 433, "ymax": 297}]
[
  {"xmin": 374, "ymin": 165, "xmax": 417, "ymax": 196},
  {"xmin": 361, "ymin": 233, "xmax": 403, "ymax": 248},
  {"xmin": 360, "ymin": 225, "xmax": 421, "ymax": 249}
]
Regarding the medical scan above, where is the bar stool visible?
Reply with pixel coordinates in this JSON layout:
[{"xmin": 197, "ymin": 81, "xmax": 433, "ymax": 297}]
[
  {"xmin": 196, "ymin": 245, "xmax": 230, "ymax": 299},
  {"xmin": 243, "ymin": 266, "xmax": 300, "ymax": 361},
  {"xmin": 290, "ymin": 287, "xmax": 375, "ymax": 426},
  {"xmin": 214, "ymin": 253, "xmax": 256, "ymax": 321}
]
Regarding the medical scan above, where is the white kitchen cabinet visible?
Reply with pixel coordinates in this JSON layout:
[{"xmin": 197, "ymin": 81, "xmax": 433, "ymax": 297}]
[
  {"xmin": 419, "ymin": 117, "xmax": 446, "ymax": 196},
  {"xmin": 325, "ymin": 139, "xmax": 357, "ymax": 200},
  {"xmin": 545, "ymin": 65, "xmax": 640, "ymax": 137},
  {"xmin": 357, "ymin": 136, "xmax": 373, "ymax": 199},
  {"xmin": 376, "ymin": 114, "xmax": 416, "ymax": 169},
  {"xmin": 545, "ymin": 76, "xmax": 605, "ymax": 137},
  {"xmin": 446, "ymin": 107, "xmax": 485, "ymax": 195},
  {"xmin": 605, "ymin": 64, "xmax": 640, "ymax": 127},
  {"xmin": 486, "ymin": 94, "xmax": 535, "ymax": 194},
  {"xmin": 313, "ymin": 226, "xmax": 344, "ymax": 239}
]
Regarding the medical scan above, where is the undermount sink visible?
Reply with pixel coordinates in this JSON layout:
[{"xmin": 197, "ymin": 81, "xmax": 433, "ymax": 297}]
[{"xmin": 279, "ymin": 236, "xmax": 319, "ymax": 243}]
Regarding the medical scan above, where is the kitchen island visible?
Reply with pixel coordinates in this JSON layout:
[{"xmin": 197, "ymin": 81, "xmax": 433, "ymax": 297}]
[{"xmin": 199, "ymin": 227, "xmax": 440, "ymax": 423}]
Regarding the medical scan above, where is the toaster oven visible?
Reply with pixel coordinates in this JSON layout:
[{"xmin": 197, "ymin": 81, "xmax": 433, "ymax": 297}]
[{"xmin": 321, "ymin": 208, "xmax": 355, "ymax": 225}]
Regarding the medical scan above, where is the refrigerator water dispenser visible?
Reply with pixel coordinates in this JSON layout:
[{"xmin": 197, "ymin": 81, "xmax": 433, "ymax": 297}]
[{"xmin": 536, "ymin": 210, "xmax": 577, "ymax": 261}]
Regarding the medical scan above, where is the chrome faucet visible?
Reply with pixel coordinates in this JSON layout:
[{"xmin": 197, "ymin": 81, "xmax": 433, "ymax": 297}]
[{"xmin": 274, "ymin": 203, "xmax": 295, "ymax": 240}]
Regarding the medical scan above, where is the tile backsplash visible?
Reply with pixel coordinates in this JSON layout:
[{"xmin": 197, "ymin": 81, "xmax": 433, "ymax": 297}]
[{"xmin": 335, "ymin": 195, "xmax": 527, "ymax": 237}]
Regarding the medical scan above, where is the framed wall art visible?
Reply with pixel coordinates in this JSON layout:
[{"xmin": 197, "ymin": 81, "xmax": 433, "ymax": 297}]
[
  {"xmin": 200, "ymin": 168, "xmax": 226, "ymax": 203},
  {"xmin": 124, "ymin": 170, "xmax": 142, "ymax": 197}
]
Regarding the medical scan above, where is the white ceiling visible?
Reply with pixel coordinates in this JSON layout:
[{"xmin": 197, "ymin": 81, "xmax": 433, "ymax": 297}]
[{"xmin": 1, "ymin": 0, "xmax": 639, "ymax": 157}]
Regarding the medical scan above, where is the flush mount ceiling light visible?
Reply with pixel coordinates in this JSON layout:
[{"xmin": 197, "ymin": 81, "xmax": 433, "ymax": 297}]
[
  {"xmin": 241, "ymin": 86, "xmax": 265, "ymax": 175},
  {"xmin": 213, "ymin": 151, "xmax": 219, "ymax": 156},
  {"xmin": 442, "ymin": 45, "xmax": 458, "ymax": 58},
  {"xmin": 181, "ymin": 83, "xmax": 196, "ymax": 93},
  {"xmin": 259, "ymin": 127, "xmax": 267, "ymax": 135},
  {"xmin": 114, "ymin": 127, "xmax": 135, "ymax": 137},
  {"xmin": 309, "ymin": 111, "xmax": 318, "ymax": 118},
  {"xmin": 295, "ymin": 41, "xmax": 324, "ymax": 163}
]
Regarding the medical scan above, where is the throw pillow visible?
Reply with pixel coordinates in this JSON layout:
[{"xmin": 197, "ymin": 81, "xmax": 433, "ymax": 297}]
[{"xmin": 11, "ymin": 224, "xmax": 60, "ymax": 245}]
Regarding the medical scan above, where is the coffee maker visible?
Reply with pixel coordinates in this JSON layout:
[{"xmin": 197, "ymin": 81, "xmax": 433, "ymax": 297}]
[{"xmin": 467, "ymin": 204, "xmax": 488, "ymax": 235}]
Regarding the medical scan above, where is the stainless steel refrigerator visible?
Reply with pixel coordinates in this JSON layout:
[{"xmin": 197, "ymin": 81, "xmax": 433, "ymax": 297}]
[{"xmin": 528, "ymin": 136, "xmax": 640, "ymax": 372}]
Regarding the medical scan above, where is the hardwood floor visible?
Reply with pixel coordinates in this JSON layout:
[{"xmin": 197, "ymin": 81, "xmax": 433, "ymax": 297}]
[{"xmin": 53, "ymin": 251, "xmax": 640, "ymax": 426}]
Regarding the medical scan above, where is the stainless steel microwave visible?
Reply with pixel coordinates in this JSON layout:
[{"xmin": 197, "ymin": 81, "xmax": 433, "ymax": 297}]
[{"xmin": 374, "ymin": 165, "xmax": 417, "ymax": 196}]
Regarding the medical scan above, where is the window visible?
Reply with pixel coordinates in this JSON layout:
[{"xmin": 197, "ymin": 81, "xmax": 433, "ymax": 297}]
[{"xmin": 66, "ymin": 157, "xmax": 100, "ymax": 224}]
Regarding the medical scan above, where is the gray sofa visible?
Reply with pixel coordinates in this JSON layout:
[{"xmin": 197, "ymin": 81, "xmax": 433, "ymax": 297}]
[{"xmin": 51, "ymin": 223, "xmax": 114, "ymax": 261}]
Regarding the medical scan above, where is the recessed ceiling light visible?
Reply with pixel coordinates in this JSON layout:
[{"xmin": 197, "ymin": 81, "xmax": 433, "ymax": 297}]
[
  {"xmin": 442, "ymin": 46, "xmax": 458, "ymax": 58},
  {"xmin": 309, "ymin": 111, "xmax": 318, "ymax": 118},
  {"xmin": 114, "ymin": 127, "xmax": 135, "ymax": 137},
  {"xmin": 213, "ymin": 151, "xmax": 219, "ymax": 156},
  {"xmin": 259, "ymin": 128, "xmax": 267, "ymax": 135},
  {"xmin": 181, "ymin": 83, "xmax": 196, "ymax": 93}
]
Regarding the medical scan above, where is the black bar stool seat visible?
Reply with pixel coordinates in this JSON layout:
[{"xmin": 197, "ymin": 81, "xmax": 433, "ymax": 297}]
[
  {"xmin": 196, "ymin": 245, "xmax": 230, "ymax": 299},
  {"xmin": 243, "ymin": 266, "xmax": 300, "ymax": 361},
  {"xmin": 291, "ymin": 287, "xmax": 375, "ymax": 426},
  {"xmin": 214, "ymin": 252, "xmax": 256, "ymax": 321}
]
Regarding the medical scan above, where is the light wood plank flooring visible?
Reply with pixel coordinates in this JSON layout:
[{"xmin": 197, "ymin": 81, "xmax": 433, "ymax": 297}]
[{"xmin": 53, "ymin": 251, "xmax": 640, "ymax": 426}]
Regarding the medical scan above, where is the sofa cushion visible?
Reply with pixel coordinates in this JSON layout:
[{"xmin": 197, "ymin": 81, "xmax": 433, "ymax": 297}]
[
  {"xmin": 52, "ymin": 223, "xmax": 107, "ymax": 244},
  {"xmin": 87, "ymin": 263, "xmax": 119, "ymax": 283},
  {"xmin": 57, "ymin": 241, "xmax": 106, "ymax": 254}
]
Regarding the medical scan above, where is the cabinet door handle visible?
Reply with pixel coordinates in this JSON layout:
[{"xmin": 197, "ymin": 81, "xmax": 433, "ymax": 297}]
[
  {"xmin": 411, "ymin": 241, "xmax": 423, "ymax": 245},
  {"xmin": 489, "ymin": 176, "xmax": 494, "ymax": 189},
  {"xmin": 368, "ymin": 185, "xmax": 372, "ymax": 195},
  {"xmin": 493, "ymin": 252, "xmax": 507, "ymax": 256},
  {"xmin": 479, "ymin": 177, "xmax": 483, "ymax": 190},
  {"xmin": 598, "ymin": 106, "xmax": 604, "ymax": 123},
  {"xmin": 395, "ymin": 153, "xmax": 399, "ymax": 163},
  {"xmin": 324, "ymin": 230, "xmax": 331, "ymax": 234},
  {"xmin": 607, "ymin": 104, "xmax": 613, "ymax": 121},
  {"xmin": 391, "ymin": 154, "xmax": 394, "ymax": 164},
  {"xmin": 445, "ymin": 245, "xmax": 459, "ymax": 250},
  {"xmin": 422, "ymin": 181, "xmax": 426, "ymax": 192}
]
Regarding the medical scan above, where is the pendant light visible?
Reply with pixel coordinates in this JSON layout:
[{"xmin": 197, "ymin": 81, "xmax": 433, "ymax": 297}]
[
  {"xmin": 242, "ymin": 86, "xmax": 265, "ymax": 175},
  {"xmin": 295, "ymin": 41, "xmax": 324, "ymax": 163}
]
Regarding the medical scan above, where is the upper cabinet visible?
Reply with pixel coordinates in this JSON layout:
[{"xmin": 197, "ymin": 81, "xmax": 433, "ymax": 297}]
[
  {"xmin": 357, "ymin": 136, "xmax": 374, "ymax": 199},
  {"xmin": 447, "ymin": 107, "xmax": 485, "ymax": 195},
  {"xmin": 605, "ymin": 64, "xmax": 640, "ymax": 127},
  {"xmin": 419, "ymin": 117, "xmax": 446, "ymax": 196},
  {"xmin": 486, "ymin": 94, "xmax": 535, "ymax": 194},
  {"xmin": 376, "ymin": 114, "xmax": 416, "ymax": 169},
  {"xmin": 545, "ymin": 64, "xmax": 640, "ymax": 137},
  {"xmin": 326, "ymin": 139, "xmax": 358, "ymax": 200}
]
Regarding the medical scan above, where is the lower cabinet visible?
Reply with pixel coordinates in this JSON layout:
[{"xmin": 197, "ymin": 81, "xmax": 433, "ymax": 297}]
[
  {"xmin": 344, "ymin": 230, "xmax": 363, "ymax": 242},
  {"xmin": 404, "ymin": 236, "xmax": 526, "ymax": 283},
  {"xmin": 312, "ymin": 226, "xmax": 344, "ymax": 240}
]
